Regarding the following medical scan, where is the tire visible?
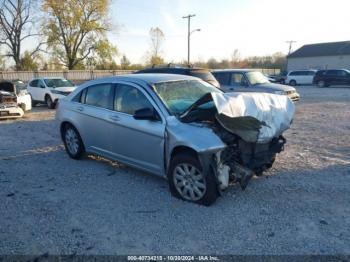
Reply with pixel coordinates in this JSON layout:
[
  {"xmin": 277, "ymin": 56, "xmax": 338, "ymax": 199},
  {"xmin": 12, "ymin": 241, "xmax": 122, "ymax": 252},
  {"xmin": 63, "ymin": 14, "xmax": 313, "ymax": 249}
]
[
  {"xmin": 317, "ymin": 80, "xmax": 326, "ymax": 88},
  {"xmin": 45, "ymin": 95, "xmax": 55, "ymax": 109},
  {"xmin": 62, "ymin": 123, "xmax": 85, "ymax": 159},
  {"xmin": 289, "ymin": 80, "xmax": 297, "ymax": 86},
  {"xmin": 167, "ymin": 152, "xmax": 218, "ymax": 206},
  {"xmin": 30, "ymin": 95, "xmax": 37, "ymax": 107},
  {"xmin": 280, "ymin": 79, "xmax": 285, "ymax": 85}
]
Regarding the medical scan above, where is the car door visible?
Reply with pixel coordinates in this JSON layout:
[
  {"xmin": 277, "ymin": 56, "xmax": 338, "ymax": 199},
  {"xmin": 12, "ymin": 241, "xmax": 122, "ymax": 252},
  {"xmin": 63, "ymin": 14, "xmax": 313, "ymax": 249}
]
[
  {"xmin": 37, "ymin": 79, "xmax": 47, "ymax": 102},
  {"xmin": 107, "ymin": 82, "xmax": 165, "ymax": 175},
  {"xmin": 28, "ymin": 80, "xmax": 39, "ymax": 100},
  {"xmin": 71, "ymin": 83, "xmax": 116, "ymax": 155},
  {"xmin": 337, "ymin": 70, "xmax": 349, "ymax": 85}
]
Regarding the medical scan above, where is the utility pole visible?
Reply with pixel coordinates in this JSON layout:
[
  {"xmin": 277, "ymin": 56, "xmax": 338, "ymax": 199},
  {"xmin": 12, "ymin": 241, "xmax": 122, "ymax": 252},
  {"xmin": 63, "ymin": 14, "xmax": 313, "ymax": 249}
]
[
  {"xmin": 286, "ymin": 40, "xmax": 297, "ymax": 55},
  {"xmin": 182, "ymin": 14, "xmax": 198, "ymax": 65}
]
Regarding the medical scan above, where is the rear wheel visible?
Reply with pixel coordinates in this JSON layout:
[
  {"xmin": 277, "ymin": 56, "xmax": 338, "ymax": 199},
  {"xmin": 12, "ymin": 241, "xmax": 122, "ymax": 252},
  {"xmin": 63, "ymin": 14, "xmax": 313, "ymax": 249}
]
[
  {"xmin": 317, "ymin": 80, "xmax": 326, "ymax": 88},
  {"xmin": 45, "ymin": 95, "xmax": 55, "ymax": 109},
  {"xmin": 62, "ymin": 124, "xmax": 85, "ymax": 159},
  {"xmin": 289, "ymin": 80, "xmax": 297, "ymax": 86},
  {"xmin": 168, "ymin": 152, "xmax": 218, "ymax": 206}
]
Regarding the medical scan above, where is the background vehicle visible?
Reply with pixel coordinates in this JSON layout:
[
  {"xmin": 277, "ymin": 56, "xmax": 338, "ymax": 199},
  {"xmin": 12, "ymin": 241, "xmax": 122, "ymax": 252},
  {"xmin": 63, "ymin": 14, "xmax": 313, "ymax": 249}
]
[
  {"xmin": 268, "ymin": 71, "xmax": 288, "ymax": 84},
  {"xmin": 57, "ymin": 74, "xmax": 293, "ymax": 206},
  {"xmin": 212, "ymin": 69, "xmax": 300, "ymax": 101},
  {"xmin": 285, "ymin": 70, "xmax": 316, "ymax": 86},
  {"xmin": 27, "ymin": 77, "xmax": 77, "ymax": 109},
  {"xmin": 135, "ymin": 64, "xmax": 220, "ymax": 88},
  {"xmin": 0, "ymin": 80, "xmax": 32, "ymax": 112},
  {"xmin": 313, "ymin": 69, "xmax": 350, "ymax": 87},
  {"xmin": 0, "ymin": 89, "xmax": 24, "ymax": 119}
]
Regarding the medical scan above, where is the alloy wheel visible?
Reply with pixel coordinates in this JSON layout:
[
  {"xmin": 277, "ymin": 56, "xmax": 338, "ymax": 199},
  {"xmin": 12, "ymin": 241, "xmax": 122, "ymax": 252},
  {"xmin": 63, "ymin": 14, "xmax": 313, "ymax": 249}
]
[
  {"xmin": 173, "ymin": 163, "xmax": 206, "ymax": 201},
  {"xmin": 65, "ymin": 128, "xmax": 79, "ymax": 155}
]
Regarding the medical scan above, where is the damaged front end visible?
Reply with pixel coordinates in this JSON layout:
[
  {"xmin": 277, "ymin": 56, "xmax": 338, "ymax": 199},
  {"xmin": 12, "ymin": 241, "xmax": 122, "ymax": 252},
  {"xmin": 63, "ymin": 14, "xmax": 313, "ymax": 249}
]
[{"xmin": 180, "ymin": 92, "xmax": 294, "ymax": 191}]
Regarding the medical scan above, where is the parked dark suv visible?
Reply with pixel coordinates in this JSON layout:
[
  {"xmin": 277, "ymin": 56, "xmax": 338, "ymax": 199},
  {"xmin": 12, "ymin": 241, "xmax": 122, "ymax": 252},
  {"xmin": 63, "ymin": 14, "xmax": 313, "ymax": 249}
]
[
  {"xmin": 313, "ymin": 69, "xmax": 350, "ymax": 87},
  {"xmin": 135, "ymin": 64, "xmax": 220, "ymax": 88}
]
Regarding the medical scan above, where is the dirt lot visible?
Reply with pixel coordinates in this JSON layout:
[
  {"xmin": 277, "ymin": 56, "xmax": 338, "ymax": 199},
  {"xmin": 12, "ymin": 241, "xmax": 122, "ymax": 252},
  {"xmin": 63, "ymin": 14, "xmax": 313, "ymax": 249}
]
[{"xmin": 0, "ymin": 86, "xmax": 349, "ymax": 255}]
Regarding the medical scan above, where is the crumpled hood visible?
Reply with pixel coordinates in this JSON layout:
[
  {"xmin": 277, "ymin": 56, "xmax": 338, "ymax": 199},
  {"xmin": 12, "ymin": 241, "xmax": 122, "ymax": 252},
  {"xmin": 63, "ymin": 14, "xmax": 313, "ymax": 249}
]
[{"xmin": 211, "ymin": 92, "xmax": 295, "ymax": 143}]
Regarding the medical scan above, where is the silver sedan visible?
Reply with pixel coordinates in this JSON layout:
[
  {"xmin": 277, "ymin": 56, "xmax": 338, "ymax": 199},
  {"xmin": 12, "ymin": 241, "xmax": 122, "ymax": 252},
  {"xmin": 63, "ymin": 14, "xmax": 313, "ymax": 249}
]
[{"xmin": 56, "ymin": 74, "xmax": 287, "ymax": 205}]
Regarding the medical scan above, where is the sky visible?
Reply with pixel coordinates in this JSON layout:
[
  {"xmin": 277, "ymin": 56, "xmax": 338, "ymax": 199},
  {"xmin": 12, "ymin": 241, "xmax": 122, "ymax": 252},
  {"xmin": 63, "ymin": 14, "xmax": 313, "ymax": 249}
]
[{"xmin": 108, "ymin": 0, "xmax": 350, "ymax": 64}]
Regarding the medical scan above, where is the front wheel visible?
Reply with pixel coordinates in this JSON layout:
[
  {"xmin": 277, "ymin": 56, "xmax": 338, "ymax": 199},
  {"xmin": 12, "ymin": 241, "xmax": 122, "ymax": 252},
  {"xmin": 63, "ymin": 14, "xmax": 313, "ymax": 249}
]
[
  {"xmin": 45, "ymin": 95, "xmax": 55, "ymax": 109},
  {"xmin": 289, "ymin": 80, "xmax": 297, "ymax": 86},
  {"xmin": 62, "ymin": 124, "xmax": 85, "ymax": 159},
  {"xmin": 167, "ymin": 152, "xmax": 218, "ymax": 206}
]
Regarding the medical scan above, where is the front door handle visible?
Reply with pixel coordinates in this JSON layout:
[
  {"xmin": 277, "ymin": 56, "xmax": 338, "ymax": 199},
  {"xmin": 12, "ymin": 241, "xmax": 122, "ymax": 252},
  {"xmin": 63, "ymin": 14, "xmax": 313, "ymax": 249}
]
[{"xmin": 76, "ymin": 106, "xmax": 84, "ymax": 112}]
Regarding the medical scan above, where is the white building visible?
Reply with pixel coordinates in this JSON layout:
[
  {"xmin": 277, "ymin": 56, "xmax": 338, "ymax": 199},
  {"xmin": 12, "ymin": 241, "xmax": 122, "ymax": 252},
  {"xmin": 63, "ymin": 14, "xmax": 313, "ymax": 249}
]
[{"xmin": 287, "ymin": 41, "xmax": 350, "ymax": 71}]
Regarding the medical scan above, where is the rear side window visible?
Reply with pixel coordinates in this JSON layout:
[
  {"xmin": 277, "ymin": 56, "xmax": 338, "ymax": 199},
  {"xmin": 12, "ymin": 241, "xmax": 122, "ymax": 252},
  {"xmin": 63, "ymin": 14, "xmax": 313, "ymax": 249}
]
[
  {"xmin": 30, "ymin": 80, "xmax": 38, "ymax": 87},
  {"xmin": 85, "ymin": 84, "xmax": 113, "ymax": 109},
  {"xmin": 114, "ymin": 84, "xmax": 153, "ymax": 115},
  {"xmin": 213, "ymin": 72, "xmax": 230, "ymax": 85}
]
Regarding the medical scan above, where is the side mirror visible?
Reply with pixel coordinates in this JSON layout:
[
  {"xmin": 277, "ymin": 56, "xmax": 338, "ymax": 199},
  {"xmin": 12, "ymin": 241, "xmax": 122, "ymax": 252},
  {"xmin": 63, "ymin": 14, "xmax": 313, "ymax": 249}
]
[
  {"xmin": 133, "ymin": 107, "xmax": 159, "ymax": 121},
  {"xmin": 39, "ymin": 84, "xmax": 45, "ymax": 88}
]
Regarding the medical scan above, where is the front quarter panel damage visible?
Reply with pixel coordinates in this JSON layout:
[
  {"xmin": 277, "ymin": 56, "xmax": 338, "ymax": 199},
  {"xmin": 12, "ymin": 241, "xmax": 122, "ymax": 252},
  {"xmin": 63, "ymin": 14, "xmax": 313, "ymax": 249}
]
[{"xmin": 165, "ymin": 116, "xmax": 226, "ymax": 179}]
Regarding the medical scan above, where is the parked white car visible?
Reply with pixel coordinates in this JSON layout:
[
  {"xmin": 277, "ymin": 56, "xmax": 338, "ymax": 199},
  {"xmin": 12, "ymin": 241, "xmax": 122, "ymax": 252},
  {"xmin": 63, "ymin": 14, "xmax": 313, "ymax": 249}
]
[
  {"xmin": 27, "ymin": 77, "xmax": 77, "ymax": 109},
  {"xmin": 0, "ymin": 80, "xmax": 31, "ymax": 112},
  {"xmin": 285, "ymin": 70, "xmax": 317, "ymax": 86}
]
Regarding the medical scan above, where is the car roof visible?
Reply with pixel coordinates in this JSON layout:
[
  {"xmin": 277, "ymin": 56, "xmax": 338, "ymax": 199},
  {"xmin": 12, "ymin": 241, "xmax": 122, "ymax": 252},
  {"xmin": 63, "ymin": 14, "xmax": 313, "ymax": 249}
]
[
  {"xmin": 212, "ymin": 69, "xmax": 257, "ymax": 73},
  {"xmin": 79, "ymin": 73, "xmax": 200, "ymax": 88}
]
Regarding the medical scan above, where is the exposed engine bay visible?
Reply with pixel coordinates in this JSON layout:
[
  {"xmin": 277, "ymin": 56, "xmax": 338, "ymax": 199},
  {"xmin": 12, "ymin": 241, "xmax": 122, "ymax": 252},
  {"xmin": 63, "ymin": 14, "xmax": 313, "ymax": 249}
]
[{"xmin": 180, "ymin": 92, "xmax": 295, "ymax": 191}]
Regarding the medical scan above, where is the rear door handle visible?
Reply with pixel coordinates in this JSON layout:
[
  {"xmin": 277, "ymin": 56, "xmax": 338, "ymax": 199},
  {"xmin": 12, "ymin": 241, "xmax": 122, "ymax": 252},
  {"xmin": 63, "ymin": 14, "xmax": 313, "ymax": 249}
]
[
  {"xmin": 76, "ymin": 106, "xmax": 84, "ymax": 112},
  {"xmin": 109, "ymin": 115, "xmax": 120, "ymax": 122}
]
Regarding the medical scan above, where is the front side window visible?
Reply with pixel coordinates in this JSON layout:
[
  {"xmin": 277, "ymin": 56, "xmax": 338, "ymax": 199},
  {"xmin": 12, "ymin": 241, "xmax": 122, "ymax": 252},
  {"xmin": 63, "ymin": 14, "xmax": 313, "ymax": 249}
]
[
  {"xmin": 85, "ymin": 84, "xmax": 113, "ymax": 109},
  {"xmin": 114, "ymin": 84, "xmax": 153, "ymax": 115},
  {"xmin": 230, "ymin": 73, "xmax": 244, "ymax": 86},
  {"xmin": 153, "ymin": 79, "xmax": 220, "ymax": 114}
]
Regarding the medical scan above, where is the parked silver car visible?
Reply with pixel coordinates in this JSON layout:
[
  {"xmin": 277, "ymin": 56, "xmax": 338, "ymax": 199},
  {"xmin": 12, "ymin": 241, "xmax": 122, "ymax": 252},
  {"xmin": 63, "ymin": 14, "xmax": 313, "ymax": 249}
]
[{"xmin": 56, "ymin": 74, "xmax": 292, "ymax": 205}]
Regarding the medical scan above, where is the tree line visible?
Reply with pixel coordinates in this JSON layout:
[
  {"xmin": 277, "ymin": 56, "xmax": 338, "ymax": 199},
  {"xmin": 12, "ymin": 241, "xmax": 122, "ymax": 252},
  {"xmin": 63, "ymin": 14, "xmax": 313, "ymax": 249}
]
[{"xmin": 0, "ymin": 0, "xmax": 286, "ymax": 71}]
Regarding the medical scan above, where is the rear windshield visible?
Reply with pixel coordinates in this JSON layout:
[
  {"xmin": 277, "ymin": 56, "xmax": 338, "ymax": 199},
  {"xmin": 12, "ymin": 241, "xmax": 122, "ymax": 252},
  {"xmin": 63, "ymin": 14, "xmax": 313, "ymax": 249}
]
[{"xmin": 189, "ymin": 70, "xmax": 217, "ymax": 81}]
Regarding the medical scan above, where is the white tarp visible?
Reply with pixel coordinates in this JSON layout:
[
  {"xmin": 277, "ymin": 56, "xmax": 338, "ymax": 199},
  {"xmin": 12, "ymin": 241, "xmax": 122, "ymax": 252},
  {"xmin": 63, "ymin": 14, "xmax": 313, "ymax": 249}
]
[{"xmin": 211, "ymin": 92, "xmax": 295, "ymax": 143}]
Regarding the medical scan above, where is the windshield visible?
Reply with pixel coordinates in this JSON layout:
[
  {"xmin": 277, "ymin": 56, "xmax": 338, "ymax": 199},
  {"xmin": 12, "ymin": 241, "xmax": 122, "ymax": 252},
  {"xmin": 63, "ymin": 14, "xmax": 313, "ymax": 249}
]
[
  {"xmin": 44, "ymin": 78, "xmax": 75, "ymax": 88},
  {"xmin": 246, "ymin": 72, "xmax": 269, "ymax": 85},
  {"xmin": 153, "ymin": 80, "xmax": 220, "ymax": 114}
]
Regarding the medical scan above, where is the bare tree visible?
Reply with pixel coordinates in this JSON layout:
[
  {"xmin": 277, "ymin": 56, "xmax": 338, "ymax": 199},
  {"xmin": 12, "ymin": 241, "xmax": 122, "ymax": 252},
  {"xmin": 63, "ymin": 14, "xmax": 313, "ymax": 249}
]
[
  {"xmin": 148, "ymin": 27, "xmax": 165, "ymax": 65},
  {"xmin": 0, "ymin": 0, "xmax": 42, "ymax": 70}
]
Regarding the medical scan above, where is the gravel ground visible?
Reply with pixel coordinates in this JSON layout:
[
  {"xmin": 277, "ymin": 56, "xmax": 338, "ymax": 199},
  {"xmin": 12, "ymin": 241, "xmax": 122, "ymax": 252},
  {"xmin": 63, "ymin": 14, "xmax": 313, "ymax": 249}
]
[{"xmin": 0, "ymin": 86, "xmax": 349, "ymax": 255}]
